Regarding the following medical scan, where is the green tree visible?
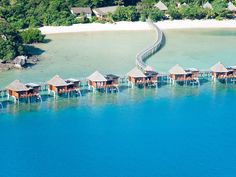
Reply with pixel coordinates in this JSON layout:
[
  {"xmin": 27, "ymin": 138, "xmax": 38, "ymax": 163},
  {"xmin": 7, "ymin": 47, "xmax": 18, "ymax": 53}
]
[
  {"xmin": 212, "ymin": 0, "xmax": 232, "ymax": 19},
  {"xmin": 113, "ymin": 6, "xmax": 139, "ymax": 21},
  {"xmin": 149, "ymin": 9, "xmax": 164, "ymax": 21},
  {"xmin": 0, "ymin": 20, "xmax": 24, "ymax": 61},
  {"xmin": 168, "ymin": 5, "xmax": 182, "ymax": 19},
  {"xmin": 20, "ymin": 28, "xmax": 45, "ymax": 44}
]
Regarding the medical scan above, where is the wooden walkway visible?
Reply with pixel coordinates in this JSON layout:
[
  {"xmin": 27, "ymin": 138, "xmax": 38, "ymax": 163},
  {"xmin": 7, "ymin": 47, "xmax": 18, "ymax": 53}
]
[{"xmin": 136, "ymin": 20, "xmax": 163, "ymax": 71}]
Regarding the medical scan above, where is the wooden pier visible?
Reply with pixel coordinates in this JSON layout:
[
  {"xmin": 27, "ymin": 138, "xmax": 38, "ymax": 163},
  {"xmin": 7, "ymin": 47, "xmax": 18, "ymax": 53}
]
[{"xmin": 135, "ymin": 20, "xmax": 163, "ymax": 72}]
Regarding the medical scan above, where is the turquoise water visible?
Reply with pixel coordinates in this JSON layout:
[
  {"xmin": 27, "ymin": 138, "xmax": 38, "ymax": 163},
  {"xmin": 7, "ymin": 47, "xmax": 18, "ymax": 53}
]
[
  {"xmin": 1, "ymin": 84, "xmax": 236, "ymax": 177},
  {"xmin": 1, "ymin": 29, "xmax": 236, "ymax": 177}
]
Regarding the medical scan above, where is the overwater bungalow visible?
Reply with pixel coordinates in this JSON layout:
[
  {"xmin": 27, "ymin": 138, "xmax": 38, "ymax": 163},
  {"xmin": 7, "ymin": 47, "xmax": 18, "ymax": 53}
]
[
  {"xmin": 87, "ymin": 71, "xmax": 107, "ymax": 92},
  {"xmin": 92, "ymin": 6, "xmax": 118, "ymax": 19},
  {"xmin": 169, "ymin": 64, "xmax": 186, "ymax": 83},
  {"xmin": 47, "ymin": 75, "xmax": 78, "ymax": 97},
  {"xmin": 144, "ymin": 66, "xmax": 158, "ymax": 86},
  {"xmin": 6, "ymin": 80, "xmax": 40, "ymax": 103},
  {"xmin": 65, "ymin": 78, "xmax": 80, "ymax": 88},
  {"xmin": 154, "ymin": 1, "xmax": 168, "ymax": 13},
  {"xmin": 65, "ymin": 78, "xmax": 81, "ymax": 95},
  {"xmin": 127, "ymin": 67, "xmax": 147, "ymax": 88},
  {"xmin": 105, "ymin": 74, "xmax": 120, "ymax": 92},
  {"xmin": 227, "ymin": 66, "xmax": 236, "ymax": 78},
  {"xmin": 210, "ymin": 62, "xmax": 229, "ymax": 82},
  {"xmin": 203, "ymin": 2, "xmax": 213, "ymax": 10},
  {"xmin": 185, "ymin": 68, "xmax": 199, "ymax": 79},
  {"xmin": 26, "ymin": 83, "xmax": 41, "ymax": 93},
  {"xmin": 70, "ymin": 7, "xmax": 92, "ymax": 18},
  {"xmin": 169, "ymin": 64, "xmax": 200, "ymax": 85}
]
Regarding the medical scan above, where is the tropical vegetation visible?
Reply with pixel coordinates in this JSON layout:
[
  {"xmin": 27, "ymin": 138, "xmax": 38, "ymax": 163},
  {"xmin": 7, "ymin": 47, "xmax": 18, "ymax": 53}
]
[{"xmin": 0, "ymin": 0, "xmax": 235, "ymax": 61}]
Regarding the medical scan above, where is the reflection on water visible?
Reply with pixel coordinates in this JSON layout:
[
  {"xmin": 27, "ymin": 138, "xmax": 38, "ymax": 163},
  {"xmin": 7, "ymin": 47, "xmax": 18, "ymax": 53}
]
[{"xmin": 1, "ymin": 82, "xmax": 235, "ymax": 115}]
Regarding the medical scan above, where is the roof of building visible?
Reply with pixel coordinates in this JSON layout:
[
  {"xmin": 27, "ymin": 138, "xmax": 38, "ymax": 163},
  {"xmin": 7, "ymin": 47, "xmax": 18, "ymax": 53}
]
[
  {"xmin": 154, "ymin": 1, "xmax": 168, "ymax": 11},
  {"xmin": 144, "ymin": 65, "xmax": 155, "ymax": 72},
  {"xmin": 145, "ymin": 71, "xmax": 158, "ymax": 77},
  {"xmin": 185, "ymin": 68, "xmax": 199, "ymax": 72},
  {"xmin": 211, "ymin": 62, "xmax": 228, "ymax": 73},
  {"xmin": 65, "ymin": 78, "xmax": 80, "ymax": 83},
  {"xmin": 228, "ymin": 2, "xmax": 236, "ymax": 11},
  {"xmin": 25, "ymin": 83, "xmax": 40, "ymax": 88},
  {"xmin": 169, "ymin": 64, "xmax": 187, "ymax": 75},
  {"xmin": 93, "ymin": 6, "xmax": 118, "ymax": 16},
  {"xmin": 71, "ymin": 7, "xmax": 92, "ymax": 15},
  {"xmin": 228, "ymin": 66, "xmax": 236, "ymax": 70},
  {"xmin": 47, "ymin": 75, "xmax": 68, "ymax": 87},
  {"xmin": 6, "ymin": 80, "xmax": 30, "ymax": 92},
  {"xmin": 203, "ymin": 2, "xmax": 213, "ymax": 9},
  {"xmin": 127, "ymin": 67, "xmax": 146, "ymax": 78},
  {"xmin": 87, "ymin": 71, "xmax": 107, "ymax": 82},
  {"xmin": 106, "ymin": 74, "xmax": 119, "ymax": 80}
]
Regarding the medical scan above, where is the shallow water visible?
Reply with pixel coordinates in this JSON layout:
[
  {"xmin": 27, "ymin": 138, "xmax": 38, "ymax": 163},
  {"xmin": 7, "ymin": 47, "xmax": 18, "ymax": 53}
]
[
  {"xmin": 1, "ymin": 29, "xmax": 236, "ymax": 177},
  {"xmin": 1, "ymin": 28, "xmax": 236, "ymax": 87},
  {"xmin": 0, "ymin": 31, "xmax": 154, "ymax": 88},
  {"xmin": 148, "ymin": 28, "xmax": 236, "ymax": 72}
]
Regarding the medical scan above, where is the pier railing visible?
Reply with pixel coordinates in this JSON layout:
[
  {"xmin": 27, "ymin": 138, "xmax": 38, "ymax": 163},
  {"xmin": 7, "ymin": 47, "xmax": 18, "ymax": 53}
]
[{"xmin": 136, "ymin": 20, "xmax": 163, "ymax": 71}]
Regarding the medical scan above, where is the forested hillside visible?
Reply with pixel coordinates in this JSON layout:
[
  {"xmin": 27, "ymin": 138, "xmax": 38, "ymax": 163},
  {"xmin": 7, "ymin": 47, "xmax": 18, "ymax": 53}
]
[{"xmin": 0, "ymin": 0, "xmax": 234, "ymax": 29}]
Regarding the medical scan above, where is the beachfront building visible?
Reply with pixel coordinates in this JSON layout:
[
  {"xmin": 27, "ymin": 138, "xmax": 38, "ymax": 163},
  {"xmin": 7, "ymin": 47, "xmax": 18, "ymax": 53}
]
[
  {"xmin": 92, "ymin": 6, "xmax": 118, "ymax": 19},
  {"xmin": 169, "ymin": 64, "xmax": 199, "ymax": 85},
  {"xmin": 210, "ymin": 62, "xmax": 229, "ymax": 82},
  {"xmin": 70, "ymin": 7, "xmax": 92, "ymax": 18},
  {"xmin": 87, "ymin": 71, "xmax": 107, "ymax": 92},
  {"xmin": 127, "ymin": 67, "xmax": 147, "ymax": 88},
  {"xmin": 47, "ymin": 75, "xmax": 79, "ymax": 97},
  {"xmin": 203, "ymin": 2, "xmax": 213, "ymax": 10},
  {"xmin": 228, "ymin": 2, "xmax": 236, "ymax": 12},
  {"xmin": 154, "ymin": 1, "xmax": 168, "ymax": 13},
  {"xmin": 6, "ymin": 80, "xmax": 40, "ymax": 103}
]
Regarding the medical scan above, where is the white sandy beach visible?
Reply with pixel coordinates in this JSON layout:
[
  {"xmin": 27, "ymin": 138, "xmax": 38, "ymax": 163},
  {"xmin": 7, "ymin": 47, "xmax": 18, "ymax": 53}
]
[{"xmin": 39, "ymin": 20, "xmax": 236, "ymax": 34}]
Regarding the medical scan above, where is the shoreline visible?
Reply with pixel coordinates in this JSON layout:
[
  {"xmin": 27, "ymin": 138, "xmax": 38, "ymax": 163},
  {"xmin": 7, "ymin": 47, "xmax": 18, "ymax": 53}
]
[{"xmin": 39, "ymin": 20, "xmax": 236, "ymax": 34}]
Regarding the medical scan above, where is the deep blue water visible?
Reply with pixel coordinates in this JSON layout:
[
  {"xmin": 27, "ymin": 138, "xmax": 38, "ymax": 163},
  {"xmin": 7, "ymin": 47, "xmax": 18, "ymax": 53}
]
[{"xmin": 0, "ymin": 84, "xmax": 236, "ymax": 177}]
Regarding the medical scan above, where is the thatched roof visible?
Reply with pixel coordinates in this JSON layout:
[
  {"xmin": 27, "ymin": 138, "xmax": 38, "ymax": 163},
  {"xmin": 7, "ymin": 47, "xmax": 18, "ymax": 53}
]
[
  {"xmin": 25, "ymin": 83, "xmax": 40, "ymax": 88},
  {"xmin": 93, "ymin": 6, "xmax": 118, "ymax": 16},
  {"xmin": 106, "ymin": 74, "xmax": 119, "ymax": 80},
  {"xmin": 228, "ymin": 2, "xmax": 236, "ymax": 11},
  {"xmin": 185, "ymin": 68, "xmax": 199, "ymax": 72},
  {"xmin": 71, "ymin": 7, "xmax": 92, "ymax": 15},
  {"xmin": 65, "ymin": 78, "xmax": 80, "ymax": 83},
  {"xmin": 47, "ymin": 75, "xmax": 68, "ymax": 87},
  {"xmin": 6, "ymin": 80, "xmax": 29, "ymax": 92},
  {"xmin": 144, "ymin": 65, "xmax": 155, "ymax": 72},
  {"xmin": 203, "ymin": 2, "xmax": 213, "ymax": 9},
  {"xmin": 169, "ymin": 64, "xmax": 186, "ymax": 75},
  {"xmin": 127, "ymin": 67, "xmax": 146, "ymax": 78},
  {"xmin": 154, "ymin": 1, "xmax": 168, "ymax": 11},
  {"xmin": 87, "ymin": 71, "xmax": 107, "ymax": 82},
  {"xmin": 228, "ymin": 66, "xmax": 236, "ymax": 70},
  {"xmin": 211, "ymin": 62, "xmax": 228, "ymax": 73}
]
